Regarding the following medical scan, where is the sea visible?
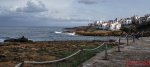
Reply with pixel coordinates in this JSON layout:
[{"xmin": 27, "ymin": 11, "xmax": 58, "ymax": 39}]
[{"xmin": 0, "ymin": 26, "xmax": 120, "ymax": 42}]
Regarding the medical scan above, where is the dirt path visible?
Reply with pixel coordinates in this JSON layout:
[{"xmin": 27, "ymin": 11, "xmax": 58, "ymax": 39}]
[{"xmin": 82, "ymin": 37, "xmax": 150, "ymax": 67}]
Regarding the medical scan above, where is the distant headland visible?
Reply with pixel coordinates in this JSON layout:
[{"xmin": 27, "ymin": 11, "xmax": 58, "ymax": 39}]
[{"xmin": 65, "ymin": 14, "xmax": 150, "ymax": 36}]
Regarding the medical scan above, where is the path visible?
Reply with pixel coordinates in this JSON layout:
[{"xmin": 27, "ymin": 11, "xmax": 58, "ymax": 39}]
[{"xmin": 82, "ymin": 37, "xmax": 150, "ymax": 67}]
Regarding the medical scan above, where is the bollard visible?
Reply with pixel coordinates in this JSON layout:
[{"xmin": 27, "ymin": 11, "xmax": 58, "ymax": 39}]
[
  {"xmin": 127, "ymin": 35, "xmax": 129, "ymax": 46},
  {"xmin": 117, "ymin": 38, "xmax": 121, "ymax": 52},
  {"xmin": 104, "ymin": 42, "xmax": 108, "ymax": 60},
  {"xmin": 79, "ymin": 48, "xmax": 83, "ymax": 67},
  {"xmin": 20, "ymin": 61, "xmax": 24, "ymax": 67},
  {"xmin": 132, "ymin": 34, "xmax": 135, "ymax": 42}
]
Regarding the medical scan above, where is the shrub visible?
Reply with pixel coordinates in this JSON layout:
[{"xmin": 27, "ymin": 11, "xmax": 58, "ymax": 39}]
[{"xmin": 120, "ymin": 27, "xmax": 130, "ymax": 33}]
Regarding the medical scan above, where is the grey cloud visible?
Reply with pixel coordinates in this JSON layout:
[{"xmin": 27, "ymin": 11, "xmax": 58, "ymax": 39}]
[
  {"xmin": 16, "ymin": 0, "xmax": 48, "ymax": 13},
  {"xmin": 78, "ymin": 0, "xmax": 98, "ymax": 4},
  {"xmin": 0, "ymin": 6, "xmax": 90, "ymax": 26},
  {"xmin": 54, "ymin": 11, "xmax": 59, "ymax": 13},
  {"xmin": 78, "ymin": 0, "xmax": 114, "ymax": 4},
  {"xmin": 100, "ymin": 0, "xmax": 117, "ymax": 3},
  {"xmin": 0, "ymin": 1, "xmax": 92, "ymax": 26}
]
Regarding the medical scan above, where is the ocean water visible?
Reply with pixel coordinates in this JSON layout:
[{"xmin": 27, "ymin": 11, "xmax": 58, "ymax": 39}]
[{"xmin": 0, "ymin": 26, "xmax": 120, "ymax": 42}]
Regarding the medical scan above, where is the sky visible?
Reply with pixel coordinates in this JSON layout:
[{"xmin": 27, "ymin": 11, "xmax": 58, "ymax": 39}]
[{"xmin": 0, "ymin": 0, "xmax": 150, "ymax": 26}]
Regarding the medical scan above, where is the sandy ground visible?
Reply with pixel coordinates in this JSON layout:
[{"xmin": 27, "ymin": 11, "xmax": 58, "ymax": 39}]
[{"xmin": 82, "ymin": 37, "xmax": 150, "ymax": 67}]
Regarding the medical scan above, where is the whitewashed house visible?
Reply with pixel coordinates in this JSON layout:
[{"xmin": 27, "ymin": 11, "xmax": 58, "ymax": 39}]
[
  {"xmin": 114, "ymin": 18, "xmax": 120, "ymax": 22},
  {"xmin": 123, "ymin": 18, "xmax": 132, "ymax": 25},
  {"xmin": 131, "ymin": 15, "xmax": 140, "ymax": 20},
  {"xmin": 115, "ymin": 24, "xmax": 121, "ymax": 30},
  {"xmin": 97, "ymin": 24, "xmax": 102, "ymax": 29},
  {"xmin": 110, "ymin": 23, "xmax": 116, "ymax": 30},
  {"xmin": 138, "ymin": 17, "xmax": 147, "ymax": 24},
  {"xmin": 145, "ymin": 14, "xmax": 150, "ymax": 22},
  {"xmin": 101, "ymin": 23, "xmax": 109, "ymax": 30},
  {"xmin": 96, "ymin": 22, "xmax": 109, "ymax": 30},
  {"xmin": 88, "ymin": 23, "xmax": 95, "ymax": 27},
  {"xmin": 88, "ymin": 19, "xmax": 122, "ymax": 31},
  {"xmin": 137, "ymin": 14, "xmax": 150, "ymax": 24},
  {"xmin": 88, "ymin": 14, "xmax": 150, "ymax": 31},
  {"xmin": 95, "ymin": 20, "xmax": 103, "ymax": 24},
  {"xmin": 130, "ymin": 15, "xmax": 140, "ymax": 24},
  {"xmin": 110, "ymin": 23, "xmax": 121, "ymax": 30},
  {"xmin": 146, "ymin": 16, "xmax": 150, "ymax": 22},
  {"xmin": 91, "ymin": 20, "xmax": 104, "ymax": 29}
]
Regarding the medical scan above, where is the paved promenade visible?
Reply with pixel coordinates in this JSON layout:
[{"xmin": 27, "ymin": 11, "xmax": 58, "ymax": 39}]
[{"xmin": 82, "ymin": 37, "xmax": 150, "ymax": 67}]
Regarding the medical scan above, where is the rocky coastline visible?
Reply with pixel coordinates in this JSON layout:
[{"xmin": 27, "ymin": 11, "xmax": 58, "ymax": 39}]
[
  {"xmin": 64, "ymin": 26, "xmax": 150, "ymax": 37},
  {"xmin": 4, "ymin": 36, "xmax": 33, "ymax": 43},
  {"xmin": 64, "ymin": 26, "xmax": 127, "ymax": 36}
]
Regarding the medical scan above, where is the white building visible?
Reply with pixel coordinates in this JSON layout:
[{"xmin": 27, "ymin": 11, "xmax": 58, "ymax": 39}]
[
  {"xmin": 122, "ymin": 18, "xmax": 132, "ymax": 25},
  {"xmin": 101, "ymin": 23, "xmax": 109, "ymax": 30},
  {"xmin": 88, "ymin": 14, "xmax": 150, "ymax": 31},
  {"xmin": 146, "ymin": 16, "xmax": 150, "ymax": 22},
  {"xmin": 88, "ymin": 23, "xmax": 94, "ymax": 27},
  {"xmin": 145, "ymin": 14, "xmax": 150, "ymax": 22},
  {"xmin": 138, "ymin": 17, "xmax": 147, "ymax": 24},
  {"xmin": 110, "ymin": 23, "xmax": 121, "ymax": 30},
  {"xmin": 88, "ymin": 20, "xmax": 122, "ymax": 31},
  {"xmin": 96, "ymin": 23, "xmax": 109, "ymax": 30},
  {"xmin": 95, "ymin": 20, "xmax": 103, "ymax": 24},
  {"xmin": 115, "ymin": 24, "xmax": 121, "ymax": 30},
  {"xmin": 132, "ymin": 15, "xmax": 140, "ymax": 20}
]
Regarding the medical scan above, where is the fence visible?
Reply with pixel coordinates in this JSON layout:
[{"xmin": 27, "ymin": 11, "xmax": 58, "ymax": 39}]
[{"xmin": 15, "ymin": 31, "xmax": 150, "ymax": 67}]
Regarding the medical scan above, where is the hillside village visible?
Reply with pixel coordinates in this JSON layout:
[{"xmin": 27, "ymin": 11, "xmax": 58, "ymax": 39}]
[{"xmin": 88, "ymin": 14, "xmax": 150, "ymax": 31}]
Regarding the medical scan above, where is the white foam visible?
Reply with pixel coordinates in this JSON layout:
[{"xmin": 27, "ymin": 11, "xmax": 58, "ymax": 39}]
[
  {"xmin": 55, "ymin": 31, "xmax": 62, "ymax": 34},
  {"xmin": 55, "ymin": 31, "xmax": 76, "ymax": 36},
  {"xmin": 67, "ymin": 32, "xmax": 76, "ymax": 35}
]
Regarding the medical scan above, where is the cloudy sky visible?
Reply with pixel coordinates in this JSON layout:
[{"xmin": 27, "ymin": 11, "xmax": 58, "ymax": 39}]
[{"xmin": 0, "ymin": 0, "xmax": 150, "ymax": 26}]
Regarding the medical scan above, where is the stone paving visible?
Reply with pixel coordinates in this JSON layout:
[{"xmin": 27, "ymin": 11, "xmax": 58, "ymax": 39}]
[{"xmin": 82, "ymin": 37, "xmax": 150, "ymax": 67}]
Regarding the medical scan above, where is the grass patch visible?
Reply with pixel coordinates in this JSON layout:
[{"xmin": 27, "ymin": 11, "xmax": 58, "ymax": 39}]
[
  {"xmin": 37, "ymin": 43, "xmax": 116, "ymax": 67},
  {"xmin": 37, "ymin": 47, "xmax": 49, "ymax": 56},
  {"xmin": 0, "ymin": 40, "xmax": 117, "ymax": 67}
]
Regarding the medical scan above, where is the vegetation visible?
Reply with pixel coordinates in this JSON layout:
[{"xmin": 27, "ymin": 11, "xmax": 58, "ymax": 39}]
[
  {"xmin": 132, "ymin": 19, "xmax": 139, "ymax": 25},
  {"xmin": 25, "ymin": 42, "xmax": 116, "ymax": 67},
  {"xmin": 120, "ymin": 25, "xmax": 139, "ymax": 34},
  {"xmin": 76, "ymin": 30, "xmax": 126, "ymax": 36},
  {"xmin": 66, "ymin": 26, "xmax": 127, "ymax": 36},
  {"xmin": 120, "ymin": 27, "xmax": 130, "ymax": 33},
  {"xmin": 136, "ymin": 21, "xmax": 150, "ymax": 30},
  {"xmin": 0, "ymin": 40, "xmax": 116, "ymax": 67},
  {"xmin": 119, "ymin": 21, "xmax": 150, "ymax": 37}
]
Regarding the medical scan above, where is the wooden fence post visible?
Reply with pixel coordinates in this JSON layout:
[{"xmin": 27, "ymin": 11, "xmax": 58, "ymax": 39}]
[
  {"xmin": 141, "ymin": 31, "xmax": 144, "ymax": 39},
  {"xmin": 79, "ymin": 48, "xmax": 83, "ymax": 67},
  {"xmin": 104, "ymin": 42, "xmax": 108, "ymax": 60},
  {"xmin": 20, "ymin": 61, "xmax": 24, "ymax": 67},
  {"xmin": 117, "ymin": 38, "xmax": 121, "ymax": 52},
  {"xmin": 148, "ymin": 31, "xmax": 150, "ymax": 36},
  {"xmin": 127, "ymin": 35, "xmax": 129, "ymax": 46},
  {"xmin": 133, "ymin": 34, "xmax": 135, "ymax": 42}
]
